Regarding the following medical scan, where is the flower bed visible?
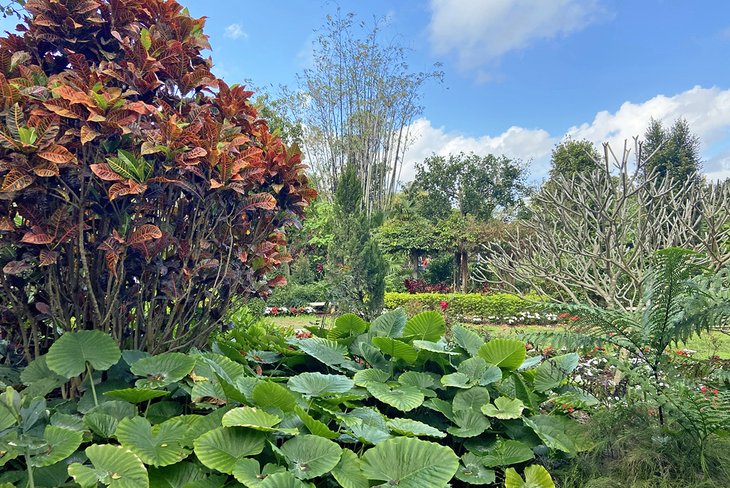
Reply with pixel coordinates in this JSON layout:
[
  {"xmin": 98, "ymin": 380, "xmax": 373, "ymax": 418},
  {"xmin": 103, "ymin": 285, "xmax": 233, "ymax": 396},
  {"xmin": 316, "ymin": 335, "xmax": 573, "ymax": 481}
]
[{"xmin": 264, "ymin": 306, "xmax": 316, "ymax": 316}]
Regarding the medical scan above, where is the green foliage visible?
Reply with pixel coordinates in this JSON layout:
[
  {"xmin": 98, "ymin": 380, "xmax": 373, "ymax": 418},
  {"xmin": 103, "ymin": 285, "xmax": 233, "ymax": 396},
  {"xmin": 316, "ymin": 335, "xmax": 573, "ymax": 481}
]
[
  {"xmin": 1, "ymin": 308, "xmax": 587, "ymax": 486},
  {"xmin": 328, "ymin": 164, "xmax": 387, "ymax": 319},
  {"xmin": 385, "ymin": 291, "xmax": 540, "ymax": 318},
  {"xmin": 267, "ymin": 282, "xmax": 329, "ymax": 307},
  {"xmin": 548, "ymin": 138, "xmax": 601, "ymax": 181},
  {"xmin": 642, "ymin": 117, "xmax": 701, "ymax": 183}
]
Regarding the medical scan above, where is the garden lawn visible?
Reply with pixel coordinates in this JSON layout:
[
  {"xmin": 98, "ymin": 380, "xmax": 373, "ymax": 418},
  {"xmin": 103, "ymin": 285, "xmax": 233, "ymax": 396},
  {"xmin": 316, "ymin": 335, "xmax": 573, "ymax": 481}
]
[{"xmin": 269, "ymin": 315, "xmax": 730, "ymax": 359}]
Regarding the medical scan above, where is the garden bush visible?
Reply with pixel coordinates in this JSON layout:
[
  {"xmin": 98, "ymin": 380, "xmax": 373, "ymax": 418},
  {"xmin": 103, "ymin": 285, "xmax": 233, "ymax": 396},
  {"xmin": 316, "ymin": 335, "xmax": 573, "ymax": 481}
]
[
  {"xmin": 385, "ymin": 291, "xmax": 543, "ymax": 320},
  {"xmin": 267, "ymin": 282, "xmax": 329, "ymax": 307},
  {"xmin": 0, "ymin": 309, "xmax": 590, "ymax": 487},
  {"xmin": 0, "ymin": 0, "xmax": 315, "ymax": 361}
]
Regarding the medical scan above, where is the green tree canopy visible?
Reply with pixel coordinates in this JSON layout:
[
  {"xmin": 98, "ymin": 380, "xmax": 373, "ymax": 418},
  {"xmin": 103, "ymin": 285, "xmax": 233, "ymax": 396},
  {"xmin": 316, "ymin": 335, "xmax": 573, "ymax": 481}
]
[
  {"xmin": 642, "ymin": 118, "xmax": 701, "ymax": 183},
  {"xmin": 412, "ymin": 152, "xmax": 528, "ymax": 222},
  {"xmin": 548, "ymin": 138, "xmax": 601, "ymax": 180}
]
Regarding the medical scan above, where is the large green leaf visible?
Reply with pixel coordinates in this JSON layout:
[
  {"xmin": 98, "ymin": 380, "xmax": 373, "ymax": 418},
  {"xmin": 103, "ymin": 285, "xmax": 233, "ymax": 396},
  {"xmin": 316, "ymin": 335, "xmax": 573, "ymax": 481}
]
[
  {"xmin": 369, "ymin": 308, "xmax": 407, "ymax": 338},
  {"xmin": 440, "ymin": 372, "xmax": 471, "ymax": 388},
  {"xmin": 20, "ymin": 355, "xmax": 66, "ymax": 386},
  {"xmin": 361, "ymin": 437, "xmax": 458, "ymax": 488},
  {"xmin": 232, "ymin": 458, "xmax": 286, "ymax": 486},
  {"xmin": 522, "ymin": 415, "xmax": 578, "ymax": 454},
  {"xmin": 193, "ymin": 427, "xmax": 266, "ymax": 474},
  {"xmin": 296, "ymin": 338, "xmax": 348, "ymax": 368},
  {"xmin": 403, "ymin": 311, "xmax": 445, "ymax": 342},
  {"xmin": 287, "ymin": 372, "xmax": 354, "ymax": 397},
  {"xmin": 366, "ymin": 383, "xmax": 424, "ymax": 412},
  {"xmin": 397, "ymin": 371, "xmax": 437, "ymax": 390},
  {"xmin": 482, "ymin": 397, "xmax": 525, "ymax": 420},
  {"xmin": 504, "ymin": 464, "xmax": 555, "ymax": 488},
  {"xmin": 328, "ymin": 314, "xmax": 368, "ymax": 340},
  {"xmin": 295, "ymin": 406, "xmax": 337, "ymax": 439},
  {"xmin": 412, "ymin": 340, "xmax": 459, "ymax": 355},
  {"xmin": 280, "ymin": 434, "xmax": 343, "ymax": 480},
  {"xmin": 481, "ymin": 439, "xmax": 535, "ymax": 467},
  {"xmin": 148, "ymin": 462, "xmax": 216, "ymax": 488},
  {"xmin": 252, "ymin": 381, "xmax": 296, "ymax": 412},
  {"xmin": 47, "ymin": 330, "xmax": 121, "ymax": 378},
  {"xmin": 331, "ymin": 448, "xmax": 368, "ymax": 488},
  {"xmin": 371, "ymin": 337, "xmax": 418, "ymax": 363},
  {"xmin": 457, "ymin": 357, "xmax": 487, "ymax": 382},
  {"xmin": 453, "ymin": 386, "xmax": 490, "ymax": 413},
  {"xmin": 30, "ymin": 425, "xmax": 83, "ymax": 467},
  {"xmin": 387, "ymin": 418, "xmax": 446, "ymax": 438},
  {"xmin": 68, "ymin": 444, "xmax": 148, "ymax": 488},
  {"xmin": 103, "ymin": 388, "xmax": 169, "ymax": 404},
  {"xmin": 115, "ymin": 416, "xmax": 191, "ymax": 467},
  {"xmin": 452, "ymin": 325, "xmax": 485, "ymax": 356},
  {"xmin": 258, "ymin": 472, "xmax": 311, "ymax": 488},
  {"xmin": 533, "ymin": 353, "xmax": 579, "ymax": 392},
  {"xmin": 353, "ymin": 369, "xmax": 390, "ymax": 387},
  {"xmin": 447, "ymin": 409, "xmax": 491, "ymax": 438},
  {"xmin": 222, "ymin": 406, "xmax": 297, "ymax": 434},
  {"xmin": 478, "ymin": 338, "xmax": 526, "ymax": 371},
  {"xmin": 339, "ymin": 407, "xmax": 391, "ymax": 445},
  {"xmin": 454, "ymin": 453, "xmax": 496, "ymax": 485},
  {"xmin": 130, "ymin": 352, "xmax": 196, "ymax": 389}
]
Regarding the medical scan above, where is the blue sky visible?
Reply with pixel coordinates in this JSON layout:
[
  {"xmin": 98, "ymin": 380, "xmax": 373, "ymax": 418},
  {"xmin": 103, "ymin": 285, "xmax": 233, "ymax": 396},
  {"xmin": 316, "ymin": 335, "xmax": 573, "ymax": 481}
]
[{"xmin": 4, "ymin": 1, "xmax": 730, "ymax": 180}]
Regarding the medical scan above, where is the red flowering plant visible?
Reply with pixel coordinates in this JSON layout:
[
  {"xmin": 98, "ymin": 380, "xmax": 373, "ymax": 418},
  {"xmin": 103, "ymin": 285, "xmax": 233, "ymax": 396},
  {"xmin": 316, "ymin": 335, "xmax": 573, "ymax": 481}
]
[{"xmin": 0, "ymin": 0, "xmax": 315, "ymax": 359}]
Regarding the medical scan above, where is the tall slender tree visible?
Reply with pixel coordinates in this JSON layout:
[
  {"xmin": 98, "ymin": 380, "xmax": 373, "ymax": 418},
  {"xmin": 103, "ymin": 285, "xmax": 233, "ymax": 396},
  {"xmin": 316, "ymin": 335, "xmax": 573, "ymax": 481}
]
[
  {"xmin": 642, "ymin": 118, "xmax": 702, "ymax": 183},
  {"xmin": 299, "ymin": 9, "xmax": 442, "ymax": 215}
]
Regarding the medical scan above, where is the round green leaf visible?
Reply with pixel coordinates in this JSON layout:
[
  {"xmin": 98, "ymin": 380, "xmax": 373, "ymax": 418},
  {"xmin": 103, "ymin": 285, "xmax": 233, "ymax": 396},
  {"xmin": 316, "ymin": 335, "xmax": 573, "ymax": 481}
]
[
  {"xmin": 522, "ymin": 415, "xmax": 578, "ymax": 454},
  {"xmin": 222, "ymin": 406, "xmax": 284, "ymax": 432},
  {"xmin": 369, "ymin": 308, "xmax": 407, "ymax": 338},
  {"xmin": 387, "ymin": 418, "xmax": 446, "ymax": 438},
  {"xmin": 440, "ymin": 372, "xmax": 471, "ymax": 388},
  {"xmin": 115, "ymin": 416, "xmax": 190, "ymax": 467},
  {"xmin": 482, "ymin": 397, "xmax": 525, "ymax": 420},
  {"xmin": 534, "ymin": 353, "xmax": 580, "ymax": 393},
  {"xmin": 21, "ymin": 355, "xmax": 66, "ymax": 386},
  {"xmin": 68, "ymin": 444, "xmax": 148, "ymax": 488},
  {"xmin": 353, "ymin": 368, "xmax": 390, "ymax": 387},
  {"xmin": 130, "ymin": 352, "xmax": 196, "ymax": 389},
  {"xmin": 232, "ymin": 458, "xmax": 286, "ymax": 486},
  {"xmin": 296, "ymin": 338, "xmax": 348, "ymax": 368},
  {"xmin": 504, "ymin": 465, "xmax": 555, "ymax": 488},
  {"xmin": 287, "ymin": 372, "xmax": 354, "ymax": 397},
  {"xmin": 447, "ymin": 409, "xmax": 491, "ymax": 438},
  {"xmin": 361, "ymin": 437, "xmax": 458, "ymax": 488},
  {"xmin": 453, "ymin": 386, "xmax": 490, "ymax": 413},
  {"xmin": 478, "ymin": 338, "xmax": 526, "ymax": 371},
  {"xmin": 259, "ymin": 471, "xmax": 311, "ymax": 488},
  {"xmin": 328, "ymin": 314, "xmax": 368, "ymax": 340},
  {"xmin": 457, "ymin": 357, "xmax": 487, "ymax": 382},
  {"xmin": 30, "ymin": 425, "xmax": 83, "ymax": 467},
  {"xmin": 252, "ymin": 381, "xmax": 296, "ymax": 412},
  {"xmin": 366, "ymin": 383, "xmax": 424, "ymax": 412},
  {"xmin": 280, "ymin": 434, "xmax": 343, "ymax": 480},
  {"xmin": 47, "ymin": 330, "xmax": 121, "ymax": 378},
  {"xmin": 412, "ymin": 340, "xmax": 459, "ymax": 355},
  {"xmin": 193, "ymin": 427, "xmax": 266, "ymax": 474},
  {"xmin": 398, "ymin": 371, "xmax": 437, "ymax": 389},
  {"xmin": 454, "ymin": 453, "xmax": 496, "ymax": 485},
  {"xmin": 481, "ymin": 439, "xmax": 535, "ymax": 468},
  {"xmin": 371, "ymin": 337, "xmax": 418, "ymax": 363},
  {"xmin": 103, "ymin": 388, "xmax": 168, "ymax": 404},
  {"xmin": 452, "ymin": 325, "xmax": 485, "ymax": 356},
  {"xmin": 403, "ymin": 311, "xmax": 445, "ymax": 342},
  {"xmin": 331, "ymin": 448, "xmax": 368, "ymax": 488}
]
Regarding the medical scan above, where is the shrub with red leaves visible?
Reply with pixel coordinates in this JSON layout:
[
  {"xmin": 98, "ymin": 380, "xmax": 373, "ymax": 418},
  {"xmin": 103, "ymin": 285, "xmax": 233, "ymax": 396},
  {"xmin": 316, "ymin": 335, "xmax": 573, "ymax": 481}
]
[
  {"xmin": 0, "ymin": 0, "xmax": 315, "ymax": 359},
  {"xmin": 403, "ymin": 278, "xmax": 451, "ymax": 294}
]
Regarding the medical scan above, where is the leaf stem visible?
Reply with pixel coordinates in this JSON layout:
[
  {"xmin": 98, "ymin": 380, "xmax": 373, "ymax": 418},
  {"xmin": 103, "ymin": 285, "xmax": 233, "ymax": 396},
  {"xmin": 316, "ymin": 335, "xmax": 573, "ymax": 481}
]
[
  {"xmin": 25, "ymin": 452, "xmax": 35, "ymax": 488},
  {"xmin": 86, "ymin": 362, "xmax": 98, "ymax": 407}
]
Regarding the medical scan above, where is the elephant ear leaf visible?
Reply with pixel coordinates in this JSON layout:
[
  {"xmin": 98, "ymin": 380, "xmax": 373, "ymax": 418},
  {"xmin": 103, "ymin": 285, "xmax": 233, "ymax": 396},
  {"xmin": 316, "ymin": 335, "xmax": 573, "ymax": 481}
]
[
  {"xmin": 47, "ymin": 330, "xmax": 121, "ymax": 378},
  {"xmin": 115, "ymin": 416, "xmax": 191, "ymax": 467},
  {"xmin": 403, "ymin": 311, "xmax": 445, "ymax": 342},
  {"xmin": 504, "ymin": 465, "xmax": 555, "ymax": 488},
  {"xmin": 361, "ymin": 437, "xmax": 458, "ymax": 488},
  {"xmin": 68, "ymin": 444, "xmax": 149, "ymax": 488},
  {"xmin": 478, "ymin": 338, "xmax": 525, "ymax": 371},
  {"xmin": 280, "ymin": 435, "xmax": 343, "ymax": 480}
]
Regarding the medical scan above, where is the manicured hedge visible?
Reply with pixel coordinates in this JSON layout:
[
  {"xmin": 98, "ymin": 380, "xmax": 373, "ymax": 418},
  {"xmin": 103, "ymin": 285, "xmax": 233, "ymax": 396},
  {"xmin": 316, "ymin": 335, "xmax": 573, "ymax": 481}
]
[{"xmin": 384, "ymin": 292, "xmax": 542, "ymax": 318}]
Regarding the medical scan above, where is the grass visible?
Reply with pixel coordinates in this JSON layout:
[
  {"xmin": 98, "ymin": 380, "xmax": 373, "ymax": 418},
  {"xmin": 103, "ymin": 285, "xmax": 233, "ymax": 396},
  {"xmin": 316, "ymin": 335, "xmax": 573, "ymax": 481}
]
[{"xmin": 267, "ymin": 315, "xmax": 730, "ymax": 359}]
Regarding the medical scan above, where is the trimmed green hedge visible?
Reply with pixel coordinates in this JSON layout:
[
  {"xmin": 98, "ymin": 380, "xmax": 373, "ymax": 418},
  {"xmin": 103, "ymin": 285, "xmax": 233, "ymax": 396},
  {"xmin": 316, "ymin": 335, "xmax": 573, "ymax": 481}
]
[{"xmin": 384, "ymin": 292, "xmax": 541, "ymax": 318}]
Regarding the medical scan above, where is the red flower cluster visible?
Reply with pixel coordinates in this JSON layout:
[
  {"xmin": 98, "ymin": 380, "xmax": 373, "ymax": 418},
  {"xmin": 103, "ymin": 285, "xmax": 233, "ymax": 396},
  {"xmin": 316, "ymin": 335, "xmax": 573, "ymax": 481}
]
[
  {"xmin": 439, "ymin": 300, "xmax": 449, "ymax": 312},
  {"xmin": 295, "ymin": 329, "xmax": 312, "ymax": 339},
  {"xmin": 561, "ymin": 403, "xmax": 575, "ymax": 413}
]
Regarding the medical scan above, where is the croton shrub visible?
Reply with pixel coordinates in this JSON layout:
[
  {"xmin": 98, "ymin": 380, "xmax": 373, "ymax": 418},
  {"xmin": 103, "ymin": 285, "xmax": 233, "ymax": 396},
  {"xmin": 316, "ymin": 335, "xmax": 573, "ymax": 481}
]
[
  {"xmin": 0, "ymin": 0, "xmax": 315, "ymax": 360},
  {"xmin": 0, "ymin": 309, "xmax": 590, "ymax": 487}
]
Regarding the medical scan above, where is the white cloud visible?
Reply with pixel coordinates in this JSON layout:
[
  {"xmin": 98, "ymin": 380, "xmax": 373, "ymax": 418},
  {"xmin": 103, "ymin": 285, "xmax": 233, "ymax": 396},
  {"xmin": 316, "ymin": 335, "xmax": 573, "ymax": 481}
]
[
  {"xmin": 429, "ymin": 0, "xmax": 604, "ymax": 69},
  {"xmin": 224, "ymin": 23, "xmax": 248, "ymax": 40},
  {"xmin": 402, "ymin": 86, "xmax": 730, "ymax": 183}
]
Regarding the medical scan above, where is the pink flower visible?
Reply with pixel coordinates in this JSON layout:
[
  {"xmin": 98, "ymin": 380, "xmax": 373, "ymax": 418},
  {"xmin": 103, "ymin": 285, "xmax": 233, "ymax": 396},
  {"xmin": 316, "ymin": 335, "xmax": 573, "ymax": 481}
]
[{"xmin": 439, "ymin": 300, "xmax": 448, "ymax": 312}]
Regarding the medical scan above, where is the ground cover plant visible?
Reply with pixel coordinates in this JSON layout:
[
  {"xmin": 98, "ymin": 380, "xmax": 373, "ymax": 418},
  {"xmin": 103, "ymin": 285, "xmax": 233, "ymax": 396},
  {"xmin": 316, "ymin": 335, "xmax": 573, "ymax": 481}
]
[{"xmin": 0, "ymin": 308, "xmax": 593, "ymax": 487}]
